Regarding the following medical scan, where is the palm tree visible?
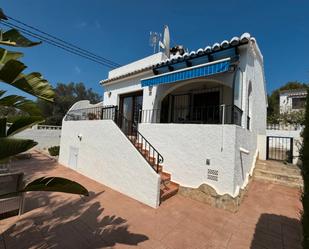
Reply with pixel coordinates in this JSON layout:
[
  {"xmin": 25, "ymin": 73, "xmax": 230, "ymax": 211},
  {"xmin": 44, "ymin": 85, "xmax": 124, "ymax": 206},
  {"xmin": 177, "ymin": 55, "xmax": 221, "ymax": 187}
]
[{"xmin": 0, "ymin": 8, "xmax": 88, "ymax": 196}]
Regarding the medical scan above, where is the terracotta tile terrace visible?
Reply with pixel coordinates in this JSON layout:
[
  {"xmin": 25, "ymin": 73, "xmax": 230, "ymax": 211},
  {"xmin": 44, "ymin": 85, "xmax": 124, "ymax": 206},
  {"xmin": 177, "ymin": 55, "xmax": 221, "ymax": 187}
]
[{"xmin": 0, "ymin": 151, "xmax": 302, "ymax": 249}]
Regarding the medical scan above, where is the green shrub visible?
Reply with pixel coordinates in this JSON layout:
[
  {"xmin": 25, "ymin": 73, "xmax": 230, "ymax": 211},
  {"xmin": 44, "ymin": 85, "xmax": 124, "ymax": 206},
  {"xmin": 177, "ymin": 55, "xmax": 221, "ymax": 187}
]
[{"xmin": 48, "ymin": 146, "xmax": 60, "ymax": 156}]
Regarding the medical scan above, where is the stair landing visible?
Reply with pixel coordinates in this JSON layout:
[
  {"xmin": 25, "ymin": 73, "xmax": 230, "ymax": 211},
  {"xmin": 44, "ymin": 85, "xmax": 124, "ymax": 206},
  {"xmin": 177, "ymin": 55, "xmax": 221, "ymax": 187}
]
[{"xmin": 253, "ymin": 160, "xmax": 303, "ymax": 189}]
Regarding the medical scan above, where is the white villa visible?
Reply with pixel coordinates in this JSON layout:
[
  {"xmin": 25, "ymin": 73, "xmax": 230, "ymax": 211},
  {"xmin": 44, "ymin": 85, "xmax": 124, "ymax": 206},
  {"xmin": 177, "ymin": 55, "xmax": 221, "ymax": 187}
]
[
  {"xmin": 280, "ymin": 88, "xmax": 307, "ymax": 114},
  {"xmin": 59, "ymin": 32, "xmax": 267, "ymax": 209}
]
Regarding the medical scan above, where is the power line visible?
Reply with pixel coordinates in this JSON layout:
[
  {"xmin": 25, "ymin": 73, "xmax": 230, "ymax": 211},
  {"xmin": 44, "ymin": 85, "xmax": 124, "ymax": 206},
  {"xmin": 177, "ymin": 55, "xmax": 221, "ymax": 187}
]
[
  {"xmin": 0, "ymin": 19, "xmax": 120, "ymax": 69},
  {"xmin": 6, "ymin": 15, "xmax": 120, "ymax": 67},
  {"xmin": 0, "ymin": 20, "xmax": 117, "ymax": 68}
]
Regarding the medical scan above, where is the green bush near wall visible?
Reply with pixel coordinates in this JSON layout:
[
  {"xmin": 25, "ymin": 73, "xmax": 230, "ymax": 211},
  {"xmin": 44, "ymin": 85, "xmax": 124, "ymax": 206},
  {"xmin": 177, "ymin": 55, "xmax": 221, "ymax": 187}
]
[{"xmin": 48, "ymin": 146, "xmax": 60, "ymax": 156}]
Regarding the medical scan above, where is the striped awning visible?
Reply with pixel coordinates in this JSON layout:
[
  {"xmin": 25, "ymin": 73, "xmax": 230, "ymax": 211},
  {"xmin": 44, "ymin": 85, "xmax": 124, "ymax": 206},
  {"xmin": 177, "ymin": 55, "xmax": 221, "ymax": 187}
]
[{"xmin": 141, "ymin": 58, "xmax": 231, "ymax": 87}]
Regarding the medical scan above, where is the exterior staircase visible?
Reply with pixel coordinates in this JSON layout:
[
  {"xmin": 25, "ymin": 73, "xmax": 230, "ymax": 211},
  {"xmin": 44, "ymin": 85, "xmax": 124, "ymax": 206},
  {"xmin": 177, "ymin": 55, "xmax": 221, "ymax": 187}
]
[
  {"xmin": 130, "ymin": 139, "xmax": 179, "ymax": 203},
  {"xmin": 113, "ymin": 109, "xmax": 179, "ymax": 204},
  {"xmin": 253, "ymin": 160, "xmax": 303, "ymax": 189}
]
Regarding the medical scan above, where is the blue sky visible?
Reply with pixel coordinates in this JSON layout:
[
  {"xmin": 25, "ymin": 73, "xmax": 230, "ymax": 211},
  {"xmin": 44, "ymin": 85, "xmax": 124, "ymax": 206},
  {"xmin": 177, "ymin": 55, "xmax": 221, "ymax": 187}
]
[{"xmin": 1, "ymin": 0, "xmax": 308, "ymax": 99}]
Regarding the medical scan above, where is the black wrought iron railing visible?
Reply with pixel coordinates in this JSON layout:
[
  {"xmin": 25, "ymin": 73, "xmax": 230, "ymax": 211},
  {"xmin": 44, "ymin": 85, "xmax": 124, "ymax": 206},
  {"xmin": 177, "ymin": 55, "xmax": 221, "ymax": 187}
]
[
  {"xmin": 140, "ymin": 105, "xmax": 243, "ymax": 126},
  {"xmin": 65, "ymin": 105, "xmax": 116, "ymax": 121},
  {"xmin": 115, "ymin": 111, "xmax": 163, "ymax": 173}
]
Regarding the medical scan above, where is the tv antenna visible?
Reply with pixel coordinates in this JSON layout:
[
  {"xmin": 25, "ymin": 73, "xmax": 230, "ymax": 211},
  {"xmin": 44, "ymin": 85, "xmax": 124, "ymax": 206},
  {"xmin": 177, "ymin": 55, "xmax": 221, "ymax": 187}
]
[{"xmin": 149, "ymin": 31, "xmax": 161, "ymax": 54}]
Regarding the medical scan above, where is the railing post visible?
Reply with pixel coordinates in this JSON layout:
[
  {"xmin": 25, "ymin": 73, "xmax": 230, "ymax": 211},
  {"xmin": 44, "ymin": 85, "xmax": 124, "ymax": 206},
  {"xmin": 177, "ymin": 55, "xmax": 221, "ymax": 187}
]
[
  {"xmin": 290, "ymin": 137, "xmax": 293, "ymax": 164},
  {"xmin": 266, "ymin": 136, "xmax": 269, "ymax": 160},
  {"xmin": 221, "ymin": 104, "xmax": 226, "ymax": 124}
]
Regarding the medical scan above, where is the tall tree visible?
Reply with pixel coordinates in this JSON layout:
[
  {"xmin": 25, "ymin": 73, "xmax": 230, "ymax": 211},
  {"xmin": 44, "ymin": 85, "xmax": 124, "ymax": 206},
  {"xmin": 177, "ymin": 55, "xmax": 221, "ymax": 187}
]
[{"xmin": 37, "ymin": 82, "xmax": 101, "ymax": 125}]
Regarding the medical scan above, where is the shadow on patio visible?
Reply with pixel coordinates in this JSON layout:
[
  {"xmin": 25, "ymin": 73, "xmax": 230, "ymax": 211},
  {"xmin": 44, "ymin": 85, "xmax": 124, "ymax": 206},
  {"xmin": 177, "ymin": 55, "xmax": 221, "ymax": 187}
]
[
  {"xmin": 2, "ymin": 191, "xmax": 149, "ymax": 249},
  {"xmin": 250, "ymin": 213, "xmax": 302, "ymax": 249}
]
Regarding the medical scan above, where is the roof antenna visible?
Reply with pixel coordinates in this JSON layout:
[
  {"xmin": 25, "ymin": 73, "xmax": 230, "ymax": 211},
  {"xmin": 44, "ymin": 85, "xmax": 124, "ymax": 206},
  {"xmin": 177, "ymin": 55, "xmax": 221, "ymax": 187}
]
[{"xmin": 149, "ymin": 31, "xmax": 161, "ymax": 54}]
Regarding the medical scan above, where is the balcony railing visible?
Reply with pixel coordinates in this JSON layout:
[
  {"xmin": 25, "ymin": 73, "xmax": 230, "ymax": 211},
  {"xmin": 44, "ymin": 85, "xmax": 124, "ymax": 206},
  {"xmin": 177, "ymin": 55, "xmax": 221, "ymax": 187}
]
[
  {"xmin": 64, "ymin": 105, "xmax": 117, "ymax": 121},
  {"xmin": 140, "ymin": 105, "xmax": 243, "ymax": 126}
]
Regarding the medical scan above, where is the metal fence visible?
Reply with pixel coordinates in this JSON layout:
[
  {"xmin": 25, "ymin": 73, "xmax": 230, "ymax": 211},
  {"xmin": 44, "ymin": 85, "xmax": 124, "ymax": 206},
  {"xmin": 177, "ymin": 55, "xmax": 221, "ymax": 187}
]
[
  {"xmin": 266, "ymin": 136, "xmax": 293, "ymax": 163},
  {"xmin": 139, "ymin": 105, "xmax": 243, "ymax": 126},
  {"xmin": 64, "ymin": 105, "xmax": 116, "ymax": 121}
]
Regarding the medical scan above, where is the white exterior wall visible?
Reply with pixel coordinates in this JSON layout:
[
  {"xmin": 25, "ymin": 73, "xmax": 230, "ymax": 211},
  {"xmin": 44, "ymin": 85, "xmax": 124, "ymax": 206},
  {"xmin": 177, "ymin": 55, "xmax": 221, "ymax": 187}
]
[
  {"xmin": 103, "ymin": 72, "xmax": 151, "ymax": 108},
  {"xmin": 59, "ymin": 120, "xmax": 160, "ymax": 208},
  {"xmin": 139, "ymin": 123, "xmax": 260, "ymax": 197},
  {"xmin": 13, "ymin": 125, "xmax": 61, "ymax": 150},
  {"xmin": 239, "ymin": 43, "xmax": 267, "ymax": 157},
  {"xmin": 108, "ymin": 52, "xmax": 167, "ymax": 79},
  {"xmin": 230, "ymin": 42, "xmax": 267, "ymax": 193},
  {"xmin": 139, "ymin": 124, "xmax": 238, "ymax": 196}
]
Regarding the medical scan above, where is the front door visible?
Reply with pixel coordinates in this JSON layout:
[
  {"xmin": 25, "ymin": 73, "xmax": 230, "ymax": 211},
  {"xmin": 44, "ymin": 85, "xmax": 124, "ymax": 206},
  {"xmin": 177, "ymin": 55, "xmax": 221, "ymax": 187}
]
[{"xmin": 119, "ymin": 91, "xmax": 143, "ymax": 134}]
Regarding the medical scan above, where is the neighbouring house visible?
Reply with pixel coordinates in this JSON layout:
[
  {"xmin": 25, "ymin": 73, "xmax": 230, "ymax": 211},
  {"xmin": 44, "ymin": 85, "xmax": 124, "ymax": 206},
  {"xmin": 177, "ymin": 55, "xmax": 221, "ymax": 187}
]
[
  {"xmin": 59, "ymin": 32, "xmax": 267, "ymax": 209},
  {"xmin": 280, "ymin": 88, "xmax": 307, "ymax": 114}
]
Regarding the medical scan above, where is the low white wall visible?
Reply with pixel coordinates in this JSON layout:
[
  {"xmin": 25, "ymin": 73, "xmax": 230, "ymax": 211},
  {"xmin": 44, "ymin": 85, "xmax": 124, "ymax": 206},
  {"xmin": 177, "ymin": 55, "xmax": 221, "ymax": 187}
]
[
  {"xmin": 266, "ymin": 129, "xmax": 302, "ymax": 138},
  {"xmin": 139, "ymin": 123, "xmax": 244, "ymax": 196},
  {"xmin": 59, "ymin": 120, "xmax": 160, "ymax": 208},
  {"xmin": 13, "ymin": 125, "xmax": 61, "ymax": 150}
]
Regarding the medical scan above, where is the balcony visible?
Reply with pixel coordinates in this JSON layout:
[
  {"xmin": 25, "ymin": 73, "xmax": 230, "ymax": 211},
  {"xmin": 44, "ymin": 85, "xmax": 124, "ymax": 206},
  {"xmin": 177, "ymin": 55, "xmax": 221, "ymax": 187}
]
[{"xmin": 140, "ymin": 105, "xmax": 243, "ymax": 126}]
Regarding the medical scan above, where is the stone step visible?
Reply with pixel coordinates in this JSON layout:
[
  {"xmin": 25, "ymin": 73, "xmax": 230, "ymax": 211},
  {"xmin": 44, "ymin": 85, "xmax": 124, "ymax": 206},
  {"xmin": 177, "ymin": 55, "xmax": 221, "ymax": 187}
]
[
  {"xmin": 129, "ymin": 133, "xmax": 178, "ymax": 204},
  {"xmin": 160, "ymin": 181, "xmax": 179, "ymax": 202},
  {"xmin": 254, "ymin": 168, "xmax": 303, "ymax": 184},
  {"xmin": 254, "ymin": 175, "xmax": 303, "ymax": 189},
  {"xmin": 255, "ymin": 161, "xmax": 301, "ymax": 175},
  {"xmin": 160, "ymin": 171, "xmax": 171, "ymax": 183}
]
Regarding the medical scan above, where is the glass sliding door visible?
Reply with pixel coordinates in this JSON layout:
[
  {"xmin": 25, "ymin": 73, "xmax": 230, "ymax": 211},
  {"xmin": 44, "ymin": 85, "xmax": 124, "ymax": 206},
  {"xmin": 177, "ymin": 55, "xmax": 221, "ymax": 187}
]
[{"xmin": 119, "ymin": 91, "xmax": 143, "ymax": 134}]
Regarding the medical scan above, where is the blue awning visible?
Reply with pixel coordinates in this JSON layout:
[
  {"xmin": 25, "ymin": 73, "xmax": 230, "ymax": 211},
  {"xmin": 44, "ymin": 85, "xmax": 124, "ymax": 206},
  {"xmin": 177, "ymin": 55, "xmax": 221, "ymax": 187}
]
[{"xmin": 141, "ymin": 59, "xmax": 231, "ymax": 87}]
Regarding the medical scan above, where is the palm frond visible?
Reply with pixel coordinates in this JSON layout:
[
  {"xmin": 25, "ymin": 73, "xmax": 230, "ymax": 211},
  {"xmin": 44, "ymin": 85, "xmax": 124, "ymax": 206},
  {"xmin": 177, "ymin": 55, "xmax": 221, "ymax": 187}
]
[
  {"xmin": 0, "ymin": 28, "xmax": 41, "ymax": 47},
  {"xmin": 24, "ymin": 177, "xmax": 89, "ymax": 196},
  {"xmin": 0, "ymin": 47, "xmax": 23, "ymax": 64},
  {"xmin": 0, "ymin": 59, "xmax": 54, "ymax": 102},
  {"xmin": 0, "ymin": 137, "xmax": 37, "ymax": 160},
  {"xmin": 0, "ymin": 94, "xmax": 42, "ymax": 116}
]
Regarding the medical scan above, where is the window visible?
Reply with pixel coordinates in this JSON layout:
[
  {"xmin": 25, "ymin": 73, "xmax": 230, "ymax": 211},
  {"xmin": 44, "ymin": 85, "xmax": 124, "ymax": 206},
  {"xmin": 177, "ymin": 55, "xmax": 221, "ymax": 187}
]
[
  {"xmin": 234, "ymin": 69, "xmax": 243, "ymax": 108},
  {"xmin": 292, "ymin": 97, "xmax": 306, "ymax": 109}
]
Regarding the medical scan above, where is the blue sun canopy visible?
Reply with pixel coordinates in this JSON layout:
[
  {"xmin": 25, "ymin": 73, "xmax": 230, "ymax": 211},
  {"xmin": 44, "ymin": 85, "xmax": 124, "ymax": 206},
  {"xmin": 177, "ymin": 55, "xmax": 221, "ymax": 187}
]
[{"xmin": 141, "ymin": 59, "xmax": 231, "ymax": 87}]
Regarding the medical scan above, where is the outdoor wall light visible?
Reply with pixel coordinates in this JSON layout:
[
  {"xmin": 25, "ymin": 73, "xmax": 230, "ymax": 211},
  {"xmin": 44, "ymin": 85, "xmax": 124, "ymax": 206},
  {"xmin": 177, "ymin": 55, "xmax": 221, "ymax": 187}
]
[
  {"xmin": 107, "ymin": 91, "xmax": 112, "ymax": 98},
  {"xmin": 148, "ymin": 86, "xmax": 153, "ymax": 96},
  {"xmin": 77, "ymin": 134, "xmax": 82, "ymax": 141}
]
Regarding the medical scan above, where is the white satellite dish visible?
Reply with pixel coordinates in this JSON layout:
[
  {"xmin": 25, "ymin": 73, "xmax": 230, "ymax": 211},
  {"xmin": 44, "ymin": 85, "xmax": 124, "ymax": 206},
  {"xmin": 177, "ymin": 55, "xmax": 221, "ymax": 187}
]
[{"xmin": 162, "ymin": 25, "xmax": 170, "ymax": 58}]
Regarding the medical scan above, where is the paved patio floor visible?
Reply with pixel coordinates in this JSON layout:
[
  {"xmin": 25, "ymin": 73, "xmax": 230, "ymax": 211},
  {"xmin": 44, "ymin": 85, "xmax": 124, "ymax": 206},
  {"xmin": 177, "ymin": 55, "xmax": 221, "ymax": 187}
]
[{"xmin": 0, "ymin": 151, "xmax": 302, "ymax": 249}]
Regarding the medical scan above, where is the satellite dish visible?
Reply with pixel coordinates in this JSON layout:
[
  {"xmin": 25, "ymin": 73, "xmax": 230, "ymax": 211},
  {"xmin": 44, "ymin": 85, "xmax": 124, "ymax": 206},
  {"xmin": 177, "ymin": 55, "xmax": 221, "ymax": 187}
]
[{"xmin": 163, "ymin": 25, "xmax": 170, "ymax": 58}]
